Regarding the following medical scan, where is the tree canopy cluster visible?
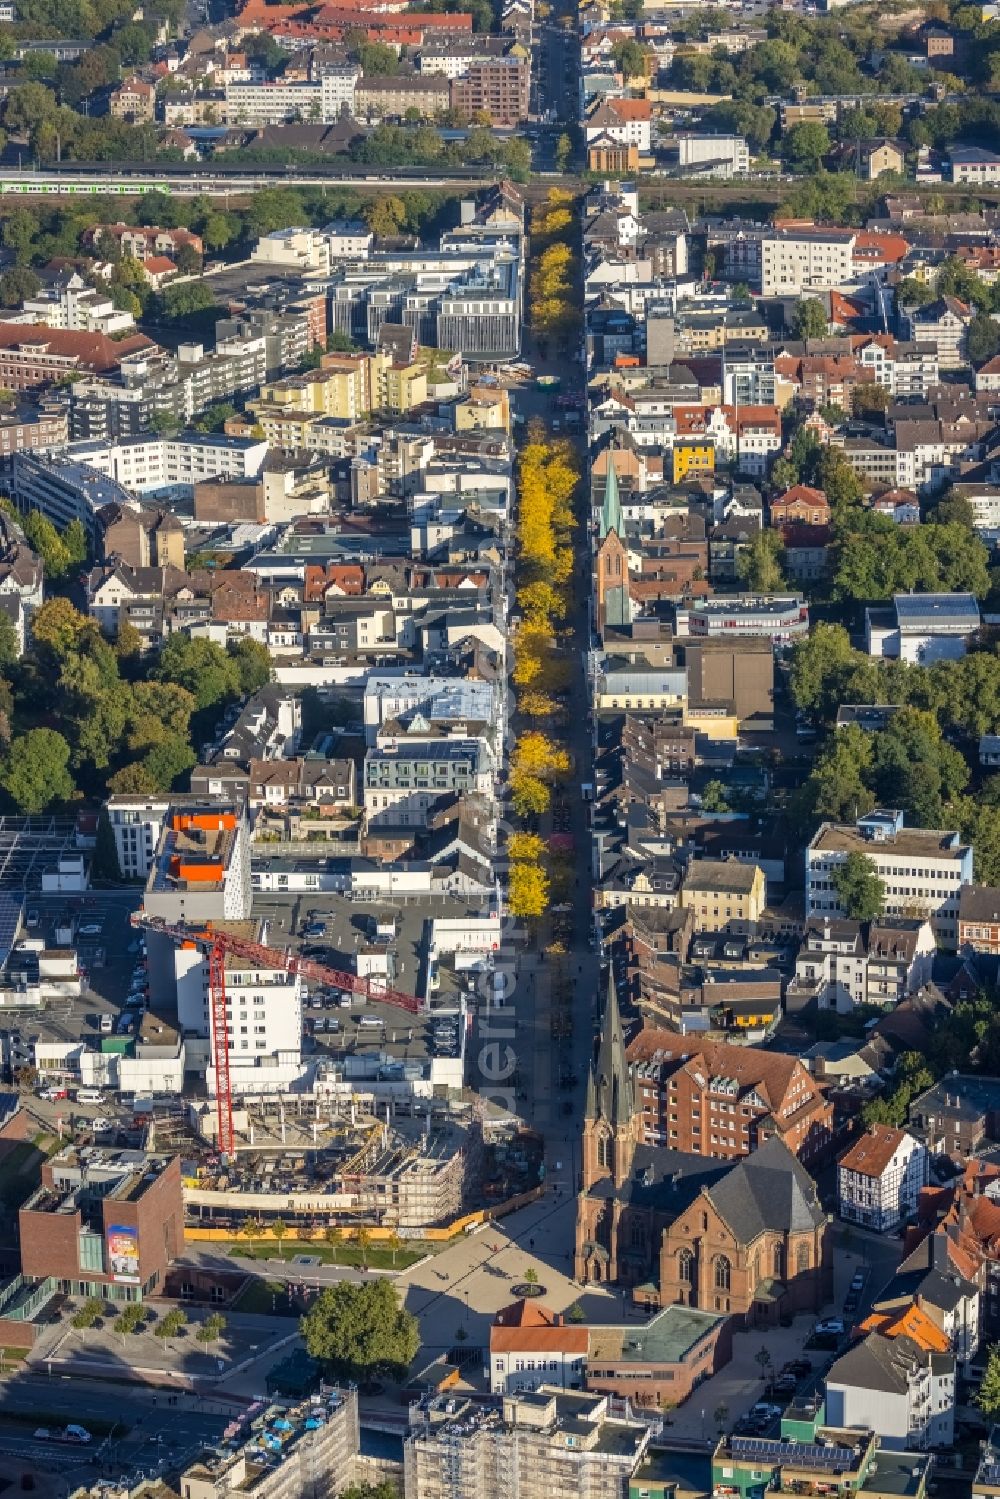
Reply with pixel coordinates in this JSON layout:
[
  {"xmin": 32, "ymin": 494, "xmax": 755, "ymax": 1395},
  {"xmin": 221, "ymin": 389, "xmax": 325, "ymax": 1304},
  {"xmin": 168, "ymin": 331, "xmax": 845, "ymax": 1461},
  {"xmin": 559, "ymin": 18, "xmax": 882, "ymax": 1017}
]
[
  {"xmin": 300, "ymin": 1279, "xmax": 418, "ymax": 1379},
  {"xmin": 529, "ymin": 191, "xmax": 580, "ymax": 347},
  {"xmin": 0, "ymin": 592, "xmax": 272, "ymax": 817}
]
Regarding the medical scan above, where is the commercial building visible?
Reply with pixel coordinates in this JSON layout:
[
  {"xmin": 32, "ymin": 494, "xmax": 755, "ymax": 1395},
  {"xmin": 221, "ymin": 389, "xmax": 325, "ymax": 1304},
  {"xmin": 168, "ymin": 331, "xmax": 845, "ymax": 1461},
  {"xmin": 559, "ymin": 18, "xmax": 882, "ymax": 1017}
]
[
  {"xmin": 586, "ymin": 1304, "xmax": 731, "ymax": 1407},
  {"xmin": 674, "ymin": 595, "xmax": 809, "ymax": 645},
  {"xmin": 837, "ymin": 1125, "xmax": 930, "ymax": 1233},
  {"xmin": 19, "ymin": 1148, "xmax": 182, "ymax": 1303},
  {"xmin": 805, "ymin": 810, "xmax": 973, "ymax": 946},
  {"xmin": 677, "ymin": 134, "xmax": 750, "ymax": 176},
  {"xmin": 866, "ymin": 593, "xmax": 981, "ymax": 664}
]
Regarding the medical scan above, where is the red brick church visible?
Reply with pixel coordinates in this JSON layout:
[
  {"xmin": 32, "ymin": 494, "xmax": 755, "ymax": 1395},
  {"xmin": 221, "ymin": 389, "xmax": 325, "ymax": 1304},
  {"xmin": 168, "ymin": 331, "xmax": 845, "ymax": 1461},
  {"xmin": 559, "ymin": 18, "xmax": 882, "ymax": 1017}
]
[{"xmin": 574, "ymin": 978, "xmax": 833, "ymax": 1323}]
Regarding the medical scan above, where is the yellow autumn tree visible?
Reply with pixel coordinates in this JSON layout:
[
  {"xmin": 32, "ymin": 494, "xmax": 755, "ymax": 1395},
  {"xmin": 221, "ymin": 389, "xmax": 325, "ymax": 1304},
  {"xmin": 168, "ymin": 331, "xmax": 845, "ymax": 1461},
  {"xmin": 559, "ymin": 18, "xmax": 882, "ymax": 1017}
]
[
  {"xmin": 518, "ymin": 689, "xmax": 559, "ymax": 719},
  {"xmin": 510, "ymin": 770, "xmax": 551, "ymax": 817},
  {"xmin": 508, "ymin": 831, "xmax": 546, "ymax": 860},
  {"xmin": 513, "ymin": 731, "xmax": 571, "ymax": 780},
  {"xmin": 508, "ymin": 861, "xmax": 550, "ymax": 919}
]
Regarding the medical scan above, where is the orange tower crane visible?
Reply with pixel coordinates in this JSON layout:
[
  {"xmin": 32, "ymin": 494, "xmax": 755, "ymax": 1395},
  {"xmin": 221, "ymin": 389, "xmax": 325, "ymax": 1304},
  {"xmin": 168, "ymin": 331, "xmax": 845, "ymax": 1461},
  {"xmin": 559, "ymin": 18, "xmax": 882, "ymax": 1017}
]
[{"xmin": 130, "ymin": 913, "xmax": 421, "ymax": 1156}]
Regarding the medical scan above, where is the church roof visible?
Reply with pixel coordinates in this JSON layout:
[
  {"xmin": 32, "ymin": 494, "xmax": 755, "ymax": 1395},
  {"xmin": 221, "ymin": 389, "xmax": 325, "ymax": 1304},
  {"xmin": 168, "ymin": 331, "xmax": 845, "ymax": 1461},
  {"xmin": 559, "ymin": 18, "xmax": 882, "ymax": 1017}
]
[{"xmin": 707, "ymin": 1136, "xmax": 825, "ymax": 1243}]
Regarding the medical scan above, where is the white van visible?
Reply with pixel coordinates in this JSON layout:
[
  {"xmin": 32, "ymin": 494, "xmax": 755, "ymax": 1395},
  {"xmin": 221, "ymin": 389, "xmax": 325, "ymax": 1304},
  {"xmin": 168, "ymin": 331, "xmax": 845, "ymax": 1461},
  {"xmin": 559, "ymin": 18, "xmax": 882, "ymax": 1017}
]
[
  {"xmin": 357, "ymin": 1015, "xmax": 382, "ymax": 1030},
  {"xmin": 76, "ymin": 1088, "xmax": 103, "ymax": 1105},
  {"xmin": 99, "ymin": 1013, "xmax": 114, "ymax": 1034}
]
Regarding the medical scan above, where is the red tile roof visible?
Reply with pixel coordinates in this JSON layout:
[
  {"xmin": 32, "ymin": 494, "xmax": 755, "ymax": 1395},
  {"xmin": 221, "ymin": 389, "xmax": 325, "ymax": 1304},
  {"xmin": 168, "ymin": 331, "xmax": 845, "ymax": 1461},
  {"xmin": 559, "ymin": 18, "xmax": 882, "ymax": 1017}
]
[{"xmin": 0, "ymin": 322, "xmax": 155, "ymax": 370}]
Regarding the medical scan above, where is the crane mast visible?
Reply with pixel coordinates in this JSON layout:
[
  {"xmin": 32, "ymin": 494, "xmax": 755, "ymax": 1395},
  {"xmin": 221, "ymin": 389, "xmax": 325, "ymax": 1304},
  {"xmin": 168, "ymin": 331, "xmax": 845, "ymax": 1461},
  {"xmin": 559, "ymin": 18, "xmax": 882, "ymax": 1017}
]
[{"xmin": 130, "ymin": 912, "xmax": 421, "ymax": 1156}]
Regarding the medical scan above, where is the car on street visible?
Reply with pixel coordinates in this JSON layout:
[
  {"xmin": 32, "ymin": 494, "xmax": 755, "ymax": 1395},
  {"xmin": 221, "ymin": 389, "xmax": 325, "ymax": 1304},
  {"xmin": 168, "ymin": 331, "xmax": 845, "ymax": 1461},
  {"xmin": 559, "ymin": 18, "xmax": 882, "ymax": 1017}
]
[
  {"xmin": 79, "ymin": 923, "xmax": 102, "ymax": 936},
  {"xmin": 814, "ymin": 1318, "xmax": 845, "ymax": 1336}
]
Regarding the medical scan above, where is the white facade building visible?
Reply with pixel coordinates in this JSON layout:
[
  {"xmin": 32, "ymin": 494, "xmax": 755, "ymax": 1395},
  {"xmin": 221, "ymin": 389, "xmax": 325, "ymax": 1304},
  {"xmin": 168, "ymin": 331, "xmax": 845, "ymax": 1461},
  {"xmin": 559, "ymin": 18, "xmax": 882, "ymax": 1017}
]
[
  {"xmin": 677, "ymin": 134, "xmax": 750, "ymax": 176},
  {"xmin": 174, "ymin": 938, "xmax": 302, "ymax": 1096},
  {"xmin": 866, "ymin": 592, "xmax": 981, "ymax": 664},
  {"xmin": 105, "ymin": 794, "xmax": 171, "ymax": 881},
  {"xmin": 805, "ymin": 810, "xmax": 974, "ymax": 947},
  {"xmin": 759, "ymin": 228, "xmax": 856, "ymax": 296},
  {"xmin": 837, "ymin": 1125, "xmax": 930, "ymax": 1232},
  {"xmin": 826, "ymin": 1333, "xmax": 955, "ymax": 1451}
]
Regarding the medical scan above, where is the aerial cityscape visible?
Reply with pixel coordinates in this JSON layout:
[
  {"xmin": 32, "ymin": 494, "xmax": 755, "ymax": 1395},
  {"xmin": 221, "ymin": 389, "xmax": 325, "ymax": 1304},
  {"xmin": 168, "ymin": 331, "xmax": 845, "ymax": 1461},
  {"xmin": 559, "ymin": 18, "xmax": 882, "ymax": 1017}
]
[{"xmin": 5, "ymin": 0, "xmax": 1000, "ymax": 1493}]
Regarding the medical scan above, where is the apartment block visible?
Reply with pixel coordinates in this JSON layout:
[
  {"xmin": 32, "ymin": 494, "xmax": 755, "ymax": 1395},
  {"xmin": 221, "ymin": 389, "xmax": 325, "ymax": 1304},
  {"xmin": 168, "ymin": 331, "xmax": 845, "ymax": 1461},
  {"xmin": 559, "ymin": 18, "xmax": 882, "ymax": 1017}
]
[
  {"xmin": 181, "ymin": 1389, "xmax": 359, "ymax": 1499},
  {"xmin": 759, "ymin": 227, "xmax": 856, "ymax": 295}
]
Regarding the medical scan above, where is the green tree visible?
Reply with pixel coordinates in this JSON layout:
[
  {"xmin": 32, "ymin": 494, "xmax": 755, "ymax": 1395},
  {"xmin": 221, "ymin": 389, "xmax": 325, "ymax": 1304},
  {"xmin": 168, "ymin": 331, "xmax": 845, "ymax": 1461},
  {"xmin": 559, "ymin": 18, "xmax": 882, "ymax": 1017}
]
[
  {"xmin": 611, "ymin": 38, "xmax": 649, "ymax": 79},
  {"xmin": 228, "ymin": 636, "xmax": 273, "ymax": 696},
  {"xmin": 783, "ymin": 120, "xmax": 831, "ymax": 171},
  {"xmin": 832, "ymin": 851, "xmax": 885, "ymax": 922},
  {"xmin": 701, "ymin": 780, "xmax": 731, "ymax": 813},
  {"xmin": 141, "ymin": 733, "xmax": 196, "ymax": 791},
  {"xmin": 737, "ymin": 528, "xmax": 785, "ymax": 592},
  {"xmin": 979, "ymin": 1345, "xmax": 1000, "ymax": 1419},
  {"xmin": 21, "ymin": 510, "xmax": 71, "ymax": 581},
  {"xmin": 155, "ymin": 634, "xmax": 240, "ymax": 712},
  {"xmin": 0, "ymin": 266, "xmax": 40, "ymax": 307},
  {"xmin": 0, "ymin": 612, "xmax": 19, "ymax": 672},
  {"xmin": 300, "ymin": 1280, "xmax": 419, "ymax": 1377},
  {"xmin": 969, "ymin": 314, "xmax": 1000, "ymax": 368},
  {"xmin": 1, "ymin": 728, "xmax": 74, "ymax": 813},
  {"xmin": 356, "ymin": 41, "xmax": 399, "ymax": 73},
  {"xmin": 852, "ymin": 382, "xmax": 890, "ymax": 418},
  {"xmin": 271, "ymin": 1217, "xmax": 289, "ymax": 1260},
  {"xmin": 92, "ymin": 807, "xmax": 123, "ymax": 882},
  {"xmin": 554, "ymin": 133, "xmax": 572, "ymax": 171},
  {"xmin": 794, "ymin": 298, "xmax": 829, "ymax": 340}
]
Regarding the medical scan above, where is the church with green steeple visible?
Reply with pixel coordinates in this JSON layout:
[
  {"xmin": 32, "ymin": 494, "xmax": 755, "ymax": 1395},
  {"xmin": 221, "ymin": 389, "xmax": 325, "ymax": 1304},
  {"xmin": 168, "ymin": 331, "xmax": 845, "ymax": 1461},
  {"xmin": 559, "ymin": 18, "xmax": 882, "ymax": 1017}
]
[{"xmin": 595, "ymin": 449, "xmax": 631, "ymax": 631}]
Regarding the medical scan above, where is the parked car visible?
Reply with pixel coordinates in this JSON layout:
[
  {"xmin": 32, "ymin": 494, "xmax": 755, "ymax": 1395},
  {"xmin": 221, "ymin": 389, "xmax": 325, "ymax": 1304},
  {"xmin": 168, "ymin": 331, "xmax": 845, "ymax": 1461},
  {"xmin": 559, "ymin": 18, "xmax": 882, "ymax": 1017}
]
[
  {"xmin": 814, "ymin": 1318, "xmax": 845, "ymax": 1336},
  {"xmin": 783, "ymin": 1359, "xmax": 811, "ymax": 1377},
  {"xmin": 38, "ymin": 1087, "xmax": 68, "ymax": 1102},
  {"xmin": 79, "ymin": 924, "xmax": 102, "ymax": 937},
  {"xmin": 25, "ymin": 909, "xmax": 39, "ymax": 929}
]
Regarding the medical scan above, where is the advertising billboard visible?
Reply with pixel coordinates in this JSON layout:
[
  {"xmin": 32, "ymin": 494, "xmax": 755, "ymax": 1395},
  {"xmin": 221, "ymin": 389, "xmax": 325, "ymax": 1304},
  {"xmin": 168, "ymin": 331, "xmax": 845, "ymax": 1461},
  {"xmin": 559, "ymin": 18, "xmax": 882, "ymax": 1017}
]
[{"xmin": 106, "ymin": 1223, "xmax": 141, "ymax": 1285}]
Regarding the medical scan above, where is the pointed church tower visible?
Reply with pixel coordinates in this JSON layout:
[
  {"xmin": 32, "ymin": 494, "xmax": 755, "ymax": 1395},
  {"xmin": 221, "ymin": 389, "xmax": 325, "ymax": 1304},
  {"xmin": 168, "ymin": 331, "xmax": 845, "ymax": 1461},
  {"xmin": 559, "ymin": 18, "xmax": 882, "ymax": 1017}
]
[
  {"xmin": 599, "ymin": 450, "xmax": 623, "ymax": 540},
  {"xmin": 595, "ymin": 450, "xmax": 631, "ymax": 632},
  {"xmin": 582, "ymin": 970, "xmax": 638, "ymax": 1191}
]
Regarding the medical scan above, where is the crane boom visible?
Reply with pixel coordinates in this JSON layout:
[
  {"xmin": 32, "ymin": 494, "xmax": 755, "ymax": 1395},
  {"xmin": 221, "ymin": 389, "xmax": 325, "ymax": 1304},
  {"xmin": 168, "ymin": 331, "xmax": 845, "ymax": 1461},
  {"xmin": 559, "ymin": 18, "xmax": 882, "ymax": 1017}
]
[{"xmin": 130, "ymin": 911, "xmax": 422, "ymax": 1156}]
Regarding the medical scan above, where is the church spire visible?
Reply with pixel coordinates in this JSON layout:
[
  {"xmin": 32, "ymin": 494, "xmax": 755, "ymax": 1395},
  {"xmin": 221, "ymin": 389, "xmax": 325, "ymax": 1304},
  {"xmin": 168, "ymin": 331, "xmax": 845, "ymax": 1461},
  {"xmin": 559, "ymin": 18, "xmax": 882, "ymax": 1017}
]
[
  {"xmin": 594, "ymin": 968, "xmax": 633, "ymax": 1127},
  {"xmin": 599, "ymin": 450, "xmax": 623, "ymax": 540}
]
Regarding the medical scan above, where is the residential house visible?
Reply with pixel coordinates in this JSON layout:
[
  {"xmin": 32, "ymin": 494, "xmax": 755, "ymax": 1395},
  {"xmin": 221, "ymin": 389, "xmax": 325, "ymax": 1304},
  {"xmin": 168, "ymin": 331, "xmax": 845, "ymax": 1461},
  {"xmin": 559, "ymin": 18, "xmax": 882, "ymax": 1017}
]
[
  {"xmin": 825, "ymin": 1330, "xmax": 954, "ymax": 1451},
  {"xmin": 489, "ymin": 1299, "xmax": 588, "ymax": 1395},
  {"xmin": 837, "ymin": 1125, "xmax": 930, "ymax": 1232}
]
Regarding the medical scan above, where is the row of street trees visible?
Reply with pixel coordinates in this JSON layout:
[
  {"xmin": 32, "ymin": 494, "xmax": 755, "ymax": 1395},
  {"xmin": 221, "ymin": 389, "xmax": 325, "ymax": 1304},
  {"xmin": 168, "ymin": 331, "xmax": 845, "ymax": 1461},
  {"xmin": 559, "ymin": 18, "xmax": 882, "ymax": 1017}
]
[{"xmin": 508, "ymin": 418, "xmax": 582, "ymax": 920}]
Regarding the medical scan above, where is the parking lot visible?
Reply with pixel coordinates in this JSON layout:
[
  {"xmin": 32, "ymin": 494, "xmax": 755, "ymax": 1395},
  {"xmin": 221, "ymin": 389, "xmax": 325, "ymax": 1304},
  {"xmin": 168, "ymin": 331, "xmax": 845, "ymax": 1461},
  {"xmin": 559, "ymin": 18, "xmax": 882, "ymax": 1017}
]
[{"xmin": 253, "ymin": 890, "xmax": 487, "ymax": 1070}]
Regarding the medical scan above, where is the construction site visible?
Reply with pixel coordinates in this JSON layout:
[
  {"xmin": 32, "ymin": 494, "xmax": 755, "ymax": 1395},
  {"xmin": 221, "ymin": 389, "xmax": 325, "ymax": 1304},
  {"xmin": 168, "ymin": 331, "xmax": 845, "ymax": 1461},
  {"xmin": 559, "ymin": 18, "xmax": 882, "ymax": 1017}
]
[{"xmin": 183, "ymin": 1109, "xmax": 479, "ymax": 1231}]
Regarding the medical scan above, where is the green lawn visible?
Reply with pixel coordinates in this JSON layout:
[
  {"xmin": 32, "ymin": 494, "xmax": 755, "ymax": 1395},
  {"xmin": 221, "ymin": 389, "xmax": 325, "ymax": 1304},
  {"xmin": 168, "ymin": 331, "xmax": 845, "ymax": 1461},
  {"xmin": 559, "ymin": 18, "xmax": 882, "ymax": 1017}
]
[
  {"xmin": 224, "ymin": 1240, "xmax": 426, "ymax": 1271},
  {"xmin": 232, "ymin": 1280, "xmax": 299, "ymax": 1317}
]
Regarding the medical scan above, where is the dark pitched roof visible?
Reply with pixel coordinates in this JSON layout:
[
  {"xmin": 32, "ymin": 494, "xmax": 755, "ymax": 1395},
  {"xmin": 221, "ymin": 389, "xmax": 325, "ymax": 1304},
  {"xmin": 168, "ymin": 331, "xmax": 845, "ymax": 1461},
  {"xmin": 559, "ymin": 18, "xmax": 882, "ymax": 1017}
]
[{"xmin": 707, "ymin": 1136, "xmax": 825, "ymax": 1242}]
